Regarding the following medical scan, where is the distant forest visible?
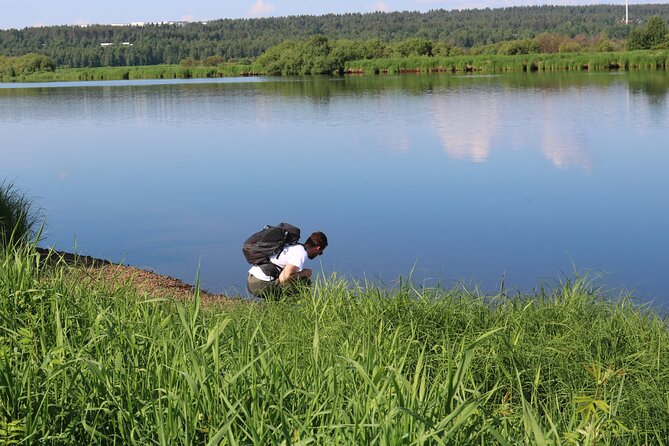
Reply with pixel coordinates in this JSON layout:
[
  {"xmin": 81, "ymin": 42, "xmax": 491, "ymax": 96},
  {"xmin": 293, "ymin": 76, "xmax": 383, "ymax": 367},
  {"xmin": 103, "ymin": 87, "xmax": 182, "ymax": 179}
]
[{"xmin": 1, "ymin": 4, "xmax": 669, "ymax": 68}]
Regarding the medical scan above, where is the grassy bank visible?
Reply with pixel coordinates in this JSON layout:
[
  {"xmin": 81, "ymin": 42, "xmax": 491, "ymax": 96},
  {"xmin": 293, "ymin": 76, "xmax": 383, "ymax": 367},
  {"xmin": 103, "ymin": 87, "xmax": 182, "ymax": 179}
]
[
  {"xmin": 1, "ymin": 244, "xmax": 667, "ymax": 444},
  {"xmin": 2, "ymin": 50, "xmax": 669, "ymax": 83},
  {"xmin": 1, "ymin": 63, "xmax": 263, "ymax": 83}
]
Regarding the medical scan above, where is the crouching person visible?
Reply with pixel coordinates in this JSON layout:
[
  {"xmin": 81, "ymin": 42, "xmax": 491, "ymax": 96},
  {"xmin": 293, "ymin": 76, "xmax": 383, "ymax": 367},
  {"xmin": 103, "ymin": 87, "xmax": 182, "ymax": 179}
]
[{"xmin": 247, "ymin": 231, "xmax": 328, "ymax": 300}]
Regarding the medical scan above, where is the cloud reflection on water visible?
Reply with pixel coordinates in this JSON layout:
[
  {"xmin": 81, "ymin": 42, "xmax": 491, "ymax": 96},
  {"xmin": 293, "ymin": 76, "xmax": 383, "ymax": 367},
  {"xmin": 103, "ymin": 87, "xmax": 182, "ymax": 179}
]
[
  {"xmin": 429, "ymin": 85, "xmax": 595, "ymax": 170},
  {"xmin": 431, "ymin": 91, "xmax": 499, "ymax": 163}
]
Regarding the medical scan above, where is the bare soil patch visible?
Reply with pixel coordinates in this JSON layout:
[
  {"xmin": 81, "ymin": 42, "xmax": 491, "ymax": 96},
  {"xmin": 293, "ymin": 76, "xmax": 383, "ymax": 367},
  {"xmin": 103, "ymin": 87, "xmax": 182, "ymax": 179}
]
[{"xmin": 36, "ymin": 248, "xmax": 243, "ymax": 307}]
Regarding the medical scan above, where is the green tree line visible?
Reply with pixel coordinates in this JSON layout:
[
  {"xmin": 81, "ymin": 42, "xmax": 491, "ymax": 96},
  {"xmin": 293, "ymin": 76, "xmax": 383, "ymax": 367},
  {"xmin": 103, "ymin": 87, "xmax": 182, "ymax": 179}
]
[
  {"xmin": 2, "ymin": 4, "xmax": 669, "ymax": 69},
  {"xmin": 247, "ymin": 15, "xmax": 669, "ymax": 75},
  {"xmin": 3, "ymin": 18, "xmax": 668, "ymax": 79}
]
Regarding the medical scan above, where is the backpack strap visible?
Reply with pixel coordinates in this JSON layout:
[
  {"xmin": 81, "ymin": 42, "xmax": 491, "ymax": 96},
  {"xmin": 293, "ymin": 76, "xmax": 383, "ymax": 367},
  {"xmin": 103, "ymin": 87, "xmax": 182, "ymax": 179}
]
[{"xmin": 274, "ymin": 230, "xmax": 292, "ymax": 260}]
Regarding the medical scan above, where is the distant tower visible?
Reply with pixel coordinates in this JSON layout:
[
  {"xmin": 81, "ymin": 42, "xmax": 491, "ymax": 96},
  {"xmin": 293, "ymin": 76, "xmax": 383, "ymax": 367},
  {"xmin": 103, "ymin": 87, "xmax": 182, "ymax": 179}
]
[{"xmin": 625, "ymin": 0, "xmax": 629, "ymax": 24}]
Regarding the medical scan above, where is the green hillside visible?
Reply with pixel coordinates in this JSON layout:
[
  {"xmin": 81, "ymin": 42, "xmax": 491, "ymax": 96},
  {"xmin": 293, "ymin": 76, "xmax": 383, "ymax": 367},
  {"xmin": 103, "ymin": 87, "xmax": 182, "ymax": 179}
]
[{"xmin": 1, "ymin": 4, "xmax": 669, "ymax": 68}]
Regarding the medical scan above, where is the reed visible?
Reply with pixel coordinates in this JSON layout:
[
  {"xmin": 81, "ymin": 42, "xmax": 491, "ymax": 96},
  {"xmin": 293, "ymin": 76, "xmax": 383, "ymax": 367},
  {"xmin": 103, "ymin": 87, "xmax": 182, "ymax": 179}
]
[
  {"xmin": 0, "ymin": 181, "xmax": 40, "ymax": 248},
  {"xmin": 2, "ymin": 63, "xmax": 265, "ymax": 83},
  {"xmin": 1, "ymin": 246, "xmax": 667, "ymax": 444},
  {"xmin": 344, "ymin": 50, "xmax": 669, "ymax": 75}
]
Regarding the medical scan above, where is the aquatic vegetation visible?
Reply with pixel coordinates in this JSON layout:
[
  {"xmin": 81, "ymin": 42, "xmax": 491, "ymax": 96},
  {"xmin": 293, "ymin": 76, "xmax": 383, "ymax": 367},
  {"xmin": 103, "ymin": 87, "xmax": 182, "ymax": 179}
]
[{"xmin": 344, "ymin": 50, "xmax": 669, "ymax": 74}]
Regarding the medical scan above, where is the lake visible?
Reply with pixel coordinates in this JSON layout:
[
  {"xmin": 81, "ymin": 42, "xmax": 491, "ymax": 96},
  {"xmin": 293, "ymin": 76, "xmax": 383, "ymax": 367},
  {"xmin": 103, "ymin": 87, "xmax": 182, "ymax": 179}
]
[{"xmin": 1, "ymin": 72, "xmax": 668, "ymax": 310}]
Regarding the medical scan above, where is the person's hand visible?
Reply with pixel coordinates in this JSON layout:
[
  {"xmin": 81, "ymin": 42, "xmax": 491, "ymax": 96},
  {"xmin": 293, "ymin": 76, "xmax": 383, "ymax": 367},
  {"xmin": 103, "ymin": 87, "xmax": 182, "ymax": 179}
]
[{"xmin": 300, "ymin": 268, "xmax": 312, "ymax": 278}]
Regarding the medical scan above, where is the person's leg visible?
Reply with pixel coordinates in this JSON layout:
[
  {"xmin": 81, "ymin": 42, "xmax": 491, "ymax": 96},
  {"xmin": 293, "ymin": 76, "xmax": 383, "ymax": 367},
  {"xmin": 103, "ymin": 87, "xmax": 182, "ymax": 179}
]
[
  {"xmin": 247, "ymin": 275, "xmax": 281, "ymax": 300},
  {"xmin": 247, "ymin": 274, "xmax": 268, "ymax": 296}
]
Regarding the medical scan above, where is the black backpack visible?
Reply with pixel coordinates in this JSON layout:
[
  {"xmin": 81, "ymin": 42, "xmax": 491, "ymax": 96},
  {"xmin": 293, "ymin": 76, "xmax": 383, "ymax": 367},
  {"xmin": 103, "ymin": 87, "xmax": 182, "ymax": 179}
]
[{"xmin": 242, "ymin": 223, "xmax": 301, "ymax": 266}]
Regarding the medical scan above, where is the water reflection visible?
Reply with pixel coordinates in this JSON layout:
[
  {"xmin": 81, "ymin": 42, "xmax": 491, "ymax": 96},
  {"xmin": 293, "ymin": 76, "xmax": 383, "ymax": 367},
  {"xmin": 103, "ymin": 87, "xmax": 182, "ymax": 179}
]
[
  {"xmin": 539, "ymin": 91, "xmax": 593, "ymax": 171},
  {"xmin": 428, "ymin": 83, "xmax": 597, "ymax": 169},
  {"xmin": 431, "ymin": 90, "xmax": 500, "ymax": 162},
  {"xmin": 1, "ymin": 72, "xmax": 664, "ymax": 175},
  {"xmin": 627, "ymin": 71, "xmax": 668, "ymax": 114},
  {"xmin": 541, "ymin": 129, "xmax": 592, "ymax": 171}
]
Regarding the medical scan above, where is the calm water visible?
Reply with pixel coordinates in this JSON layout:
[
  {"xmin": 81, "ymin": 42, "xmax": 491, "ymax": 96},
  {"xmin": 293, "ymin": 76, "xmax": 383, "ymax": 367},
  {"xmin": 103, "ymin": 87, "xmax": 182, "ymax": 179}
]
[{"xmin": 1, "ymin": 72, "xmax": 668, "ymax": 309}]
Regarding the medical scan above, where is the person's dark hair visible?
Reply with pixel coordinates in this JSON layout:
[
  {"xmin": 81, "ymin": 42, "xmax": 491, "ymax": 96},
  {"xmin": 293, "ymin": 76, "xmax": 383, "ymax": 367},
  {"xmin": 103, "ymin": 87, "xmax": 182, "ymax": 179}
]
[{"xmin": 305, "ymin": 231, "xmax": 328, "ymax": 249}]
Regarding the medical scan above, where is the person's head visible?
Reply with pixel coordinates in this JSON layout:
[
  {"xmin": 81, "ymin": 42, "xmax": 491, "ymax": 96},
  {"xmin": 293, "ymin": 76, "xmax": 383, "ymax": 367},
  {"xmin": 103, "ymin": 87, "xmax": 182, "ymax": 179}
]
[{"xmin": 304, "ymin": 231, "xmax": 328, "ymax": 260}]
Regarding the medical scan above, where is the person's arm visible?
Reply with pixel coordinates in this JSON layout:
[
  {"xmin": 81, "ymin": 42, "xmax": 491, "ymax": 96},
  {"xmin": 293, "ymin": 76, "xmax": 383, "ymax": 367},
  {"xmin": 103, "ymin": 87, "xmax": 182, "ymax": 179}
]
[{"xmin": 278, "ymin": 263, "xmax": 312, "ymax": 283}]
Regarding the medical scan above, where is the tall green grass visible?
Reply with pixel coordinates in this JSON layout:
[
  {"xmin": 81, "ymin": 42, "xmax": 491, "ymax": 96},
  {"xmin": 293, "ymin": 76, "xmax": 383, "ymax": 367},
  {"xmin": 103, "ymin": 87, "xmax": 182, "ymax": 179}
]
[
  {"xmin": 1, "ymin": 245, "xmax": 667, "ymax": 444},
  {"xmin": 2, "ymin": 63, "xmax": 264, "ymax": 83},
  {"xmin": 0, "ymin": 181, "xmax": 39, "ymax": 248},
  {"xmin": 344, "ymin": 50, "xmax": 669, "ymax": 74}
]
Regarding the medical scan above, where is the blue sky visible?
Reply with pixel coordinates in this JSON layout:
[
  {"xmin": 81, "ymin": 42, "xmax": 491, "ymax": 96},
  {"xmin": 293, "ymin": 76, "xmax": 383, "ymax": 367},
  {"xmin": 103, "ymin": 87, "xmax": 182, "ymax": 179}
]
[{"xmin": 0, "ymin": 0, "xmax": 657, "ymax": 30}]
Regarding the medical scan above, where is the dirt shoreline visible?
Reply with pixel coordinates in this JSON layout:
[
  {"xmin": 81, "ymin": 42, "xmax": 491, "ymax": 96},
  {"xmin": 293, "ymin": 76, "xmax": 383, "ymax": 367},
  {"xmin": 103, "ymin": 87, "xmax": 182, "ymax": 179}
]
[{"xmin": 36, "ymin": 247, "xmax": 240, "ymax": 306}]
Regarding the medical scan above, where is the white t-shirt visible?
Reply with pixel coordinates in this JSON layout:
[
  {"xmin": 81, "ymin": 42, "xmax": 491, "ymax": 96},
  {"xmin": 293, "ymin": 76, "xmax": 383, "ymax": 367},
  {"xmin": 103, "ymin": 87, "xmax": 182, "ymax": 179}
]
[{"xmin": 248, "ymin": 244, "xmax": 307, "ymax": 281}]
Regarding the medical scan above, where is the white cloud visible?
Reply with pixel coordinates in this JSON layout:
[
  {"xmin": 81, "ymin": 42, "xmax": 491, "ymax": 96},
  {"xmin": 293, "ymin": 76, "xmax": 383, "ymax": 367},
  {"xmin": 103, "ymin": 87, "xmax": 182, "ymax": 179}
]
[
  {"xmin": 371, "ymin": 2, "xmax": 390, "ymax": 12},
  {"xmin": 181, "ymin": 14, "xmax": 195, "ymax": 22},
  {"xmin": 248, "ymin": 0, "xmax": 276, "ymax": 18}
]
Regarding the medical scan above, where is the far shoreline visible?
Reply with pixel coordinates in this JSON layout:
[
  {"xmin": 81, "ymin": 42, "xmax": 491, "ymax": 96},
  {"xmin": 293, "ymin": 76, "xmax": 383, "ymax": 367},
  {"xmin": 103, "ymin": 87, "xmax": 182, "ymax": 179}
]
[{"xmin": 2, "ymin": 49, "xmax": 669, "ymax": 84}]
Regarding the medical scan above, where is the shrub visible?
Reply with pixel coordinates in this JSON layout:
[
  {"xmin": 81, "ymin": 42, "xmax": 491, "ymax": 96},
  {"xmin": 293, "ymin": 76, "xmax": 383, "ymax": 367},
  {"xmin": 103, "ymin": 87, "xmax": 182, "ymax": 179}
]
[
  {"xmin": 535, "ymin": 32, "xmax": 568, "ymax": 53},
  {"xmin": 0, "ymin": 53, "xmax": 54, "ymax": 79},
  {"xmin": 596, "ymin": 39, "xmax": 617, "ymax": 52},
  {"xmin": 627, "ymin": 15, "xmax": 669, "ymax": 50},
  {"xmin": 559, "ymin": 40, "xmax": 583, "ymax": 53},
  {"xmin": 497, "ymin": 39, "xmax": 541, "ymax": 55},
  {"xmin": 391, "ymin": 37, "xmax": 434, "ymax": 57}
]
